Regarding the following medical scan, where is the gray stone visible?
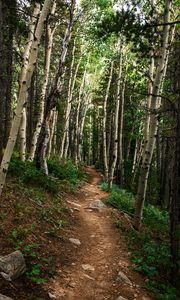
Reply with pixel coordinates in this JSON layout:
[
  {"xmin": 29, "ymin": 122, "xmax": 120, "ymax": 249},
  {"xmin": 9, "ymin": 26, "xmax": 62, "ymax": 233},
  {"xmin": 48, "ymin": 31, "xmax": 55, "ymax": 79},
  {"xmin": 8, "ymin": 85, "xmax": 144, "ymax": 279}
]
[
  {"xmin": 73, "ymin": 208, "xmax": 80, "ymax": 211},
  {"xmin": 69, "ymin": 238, "xmax": 81, "ymax": 246},
  {"xmin": 82, "ymin": 264, "xmax": 95, "ymax": 271},
  {"xmin": 0, "ymin": 295, "xmax": 13, "ymax": 300},
  {"xmin": 116, "ymin": 297, "xmax": 128, "ymax": 300},
  {"xmin": 68, "ymin": 282, "xmax": 76, "ymax": 288},
  {"xmin": 0, "ymin": 250, "xmax": 26, "ymax": 281},
  {"xmin": 117, "ymin": 271, "xmax": 132, "ymax": 285},
  {"xmin": 89, "ymin": 200, "xmax": 106, "ymax": 210},
  {"xmin": 48, "ymin": 292, "xmax": 57, "ymax": 299},
  {"xmin": 83, "ymin": 273, "xmax": 94, "ymax": 280}
]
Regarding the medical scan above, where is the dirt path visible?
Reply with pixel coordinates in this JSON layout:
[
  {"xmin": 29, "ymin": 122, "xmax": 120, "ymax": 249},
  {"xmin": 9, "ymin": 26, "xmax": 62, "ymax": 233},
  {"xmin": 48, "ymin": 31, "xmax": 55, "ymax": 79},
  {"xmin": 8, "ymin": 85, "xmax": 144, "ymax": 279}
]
[{"xmin": 48, "ymin": 167, "xmax": 154, "ymax": 300}]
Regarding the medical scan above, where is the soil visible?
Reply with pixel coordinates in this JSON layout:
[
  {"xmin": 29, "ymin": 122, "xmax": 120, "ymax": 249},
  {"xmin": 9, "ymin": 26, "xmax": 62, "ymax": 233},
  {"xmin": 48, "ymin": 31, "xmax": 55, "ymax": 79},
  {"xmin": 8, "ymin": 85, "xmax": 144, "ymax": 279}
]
[{"xmin": 47, "ymin": 167, "xmax": 155, "ymax": 300}]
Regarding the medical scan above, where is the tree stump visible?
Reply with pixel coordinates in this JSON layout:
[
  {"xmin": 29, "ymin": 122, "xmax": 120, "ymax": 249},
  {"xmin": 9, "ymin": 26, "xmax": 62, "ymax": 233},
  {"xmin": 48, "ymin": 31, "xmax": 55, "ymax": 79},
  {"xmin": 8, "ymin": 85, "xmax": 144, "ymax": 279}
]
[
  {"xmin": 0, "ymin": 250, "xmax": 26, "ymax": 281},
  {"xmin": 0, "ymin": 294, "xmax": 13, "ymax": 300}
]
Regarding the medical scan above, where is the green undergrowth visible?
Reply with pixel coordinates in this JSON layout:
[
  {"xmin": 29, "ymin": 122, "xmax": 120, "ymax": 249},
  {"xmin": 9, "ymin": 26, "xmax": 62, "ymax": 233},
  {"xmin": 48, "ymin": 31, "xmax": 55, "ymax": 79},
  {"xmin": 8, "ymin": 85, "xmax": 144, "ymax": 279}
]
[
  {"xmin": 9, "ymin": 155, "xmax": 86, "ymax": 193},
  {"xmin": 0, "ymin": 155, "xmax": 86, "ymax": 296},
  {"xmin": 100, "ymin": 182, "xmax": 178, "ymax": 300}
]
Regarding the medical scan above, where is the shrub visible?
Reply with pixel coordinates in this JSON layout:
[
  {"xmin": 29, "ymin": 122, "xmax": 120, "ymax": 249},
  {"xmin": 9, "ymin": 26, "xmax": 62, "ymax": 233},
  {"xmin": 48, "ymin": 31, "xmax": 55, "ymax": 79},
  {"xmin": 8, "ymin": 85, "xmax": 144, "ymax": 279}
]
[
  {"xmin": 143, "ymin": 204, "xmax": 169, "ymax": 234},
  {"xmin": 107, "ymin": 187, "xmax": 135, "ymax": 215},
  {"xmin": 21, "ymin": 167, "xmax": 59, "ymax": 194},
  {"xmin": 8, "ymin": 156, "xmax": 86, "ymax": 193},
  {"xmin": 48, "ymin": 158, "xmax": 85, "ymax": 185},
  {"xmin": 103, "ymin": 183, "xmax": 177, "ymax": 299}
]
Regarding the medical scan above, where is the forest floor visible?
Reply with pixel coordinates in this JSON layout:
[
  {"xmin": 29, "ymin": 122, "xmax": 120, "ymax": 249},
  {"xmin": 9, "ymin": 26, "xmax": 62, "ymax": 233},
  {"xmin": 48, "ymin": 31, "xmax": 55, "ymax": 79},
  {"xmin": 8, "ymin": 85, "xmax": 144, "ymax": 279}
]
[{"xmin": 47, "ymin": 167, "xmax": 155, "ymax": 300}]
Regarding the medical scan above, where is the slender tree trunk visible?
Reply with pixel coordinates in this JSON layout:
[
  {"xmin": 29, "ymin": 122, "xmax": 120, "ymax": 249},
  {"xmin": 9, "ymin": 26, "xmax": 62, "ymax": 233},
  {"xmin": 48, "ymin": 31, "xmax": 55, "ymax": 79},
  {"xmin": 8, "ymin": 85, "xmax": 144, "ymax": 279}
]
[
  {"xmin": 108, "ymin": 45, "xmax": 123, "ymax": 188},
  {"xmin": 103, "ymin": 60, "xmax": 114, "ymax": 181},
  {"xmin": 52, "ymin": 110, "xmax": 58, "ymax": 154},
  {"xmin": 29, "ymin": 1, "xmax": 57, "ymax": 161},
  {"xmin": 19, "ymin": 108, "xmax": 27, "ymax": 161},
  {"xmin": 74, "ymin": 66, "xmax": 87, "ymax": 165},
  {"xmin": 27, "ymin": 72, "xmax": 36, "ymax": 152},
  {"xmin": 117, "ymin": 71, "xmax": 126, "ymax": 185},
  {"xmin": 143, "ymin": 56, "xmax": 154, "ymax": 144},
  {"xmin": 0, "ymin": 0, "xmax": 52, "ymax": 196},
  {"xmin": 88, "ymin": 114, "xmax": 92, "ymax": 165},
  {"xmin": 133, "ymin": 0, "xmax": 172, "ymax": 230},
  {"xmin": 47, "ymin": 108, "xmax": 56, "ymax": 158},
  {"xmin": 19, "ymin": 2, "xmax": 42, "ymax": 161},
  {"xmin": 0, "ymin": 0, "xmax": 16, "ymax": 160},
  {"xmin": 132, "ymin": 140, "xmax": 138, "ymax": 175},
  {"xmin": 0, "ymin": 0, "xmax": 4, "ymax": 160},
  {"xmin": 36, "ymin": 0, "xmax": 76, "ymax": 172},
  {"xmin": 77, "ymin": 95, "xmax": 91, "ymax": 163},
  {"xmin": 126, "ymin": 121, "xmax": 135, "ymax": 161},
  {"xmin": 60, "ymin": 51, "xmax": 82, "ymax": 158},
  {"xmin": 131, "ymin": 140, "xmax": 143, "ymax": 185}
]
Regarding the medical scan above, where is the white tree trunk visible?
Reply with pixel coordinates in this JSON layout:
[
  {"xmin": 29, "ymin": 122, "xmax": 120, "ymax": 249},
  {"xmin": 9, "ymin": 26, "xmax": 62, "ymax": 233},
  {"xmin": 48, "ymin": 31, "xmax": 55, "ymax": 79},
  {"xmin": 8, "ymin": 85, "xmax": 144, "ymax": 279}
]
[
  {"xmin": 19, "ymin": 3, "xmax": 41, "ymax": 162},
  {"xmin": 108, "ymin": 45, "xmax": 123, "ymax": 188},
  {"xmin": 118, "ymin": 71, "xmax": 126, "ymax": 185},
  {"xmin": 103, "ymin": 60, "xmax": 114, "ymax": 181},
  {"xmin": 133, "ymin": 0, "xmax": 173, "ymax": 230},
  {"xmin": 28, "ymin": 1, "xmax": 57, "ymax": 161},
  {"xmin": 74, "ymin": 65, "xmax": 87, "ymax": 165},
  {"xmin": 60, "ymin": 52, "xmax": 82, "ymax": 158},
  {"xmin": 47, "ymin": 108, "xmax": 56, "ymax": 158},
  {"xmin": 77, "ymin": 94, "xmax": 92, "ymax": 163},
  {"xmin": 0, "ymin": 0, "xmax": 52, "ymax": 196},
  {"xmin": 19, "ymin": 108, "xmax": 27, "ymax": 162}
]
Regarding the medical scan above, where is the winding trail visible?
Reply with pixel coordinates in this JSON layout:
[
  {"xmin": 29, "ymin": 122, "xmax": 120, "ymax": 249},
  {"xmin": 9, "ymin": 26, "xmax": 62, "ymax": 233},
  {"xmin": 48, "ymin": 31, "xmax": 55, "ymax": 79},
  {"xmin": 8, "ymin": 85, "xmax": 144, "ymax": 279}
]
[{"xmin": 48, "ymin": 167, "xmax": 154, "ymax": 300}]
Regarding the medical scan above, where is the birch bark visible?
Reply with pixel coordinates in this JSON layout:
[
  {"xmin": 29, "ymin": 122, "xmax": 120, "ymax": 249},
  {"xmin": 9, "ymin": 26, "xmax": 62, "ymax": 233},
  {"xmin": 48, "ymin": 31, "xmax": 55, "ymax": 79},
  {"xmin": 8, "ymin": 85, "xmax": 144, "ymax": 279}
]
[
  {"xmin": 29, "ymin": 1, "xmax": 57, "ymax": 161},
  {"xmin": 74, "ymin": 65, "xmax": 87, "ymax": 165},
  {"xmin": 0, "ymin": 0, "xmax": 52, "ymax": 196},
  {"xmin": 60, "ymin": 52, "xmax": 82, "ymax": 158},
  {"xmin": 103, "ymin": 60, "xmax": 114, "ymax": 181},
  {"xmin": 133, "ymin": 0, "xmax": 173, "ymax": 230},
  {"xmin": 108, "ymin": 45, "xmax": 123, "ymax": 188},
  {"xmin": 36, "ymin": 0, "xmax": 76, "ymax": 172}
]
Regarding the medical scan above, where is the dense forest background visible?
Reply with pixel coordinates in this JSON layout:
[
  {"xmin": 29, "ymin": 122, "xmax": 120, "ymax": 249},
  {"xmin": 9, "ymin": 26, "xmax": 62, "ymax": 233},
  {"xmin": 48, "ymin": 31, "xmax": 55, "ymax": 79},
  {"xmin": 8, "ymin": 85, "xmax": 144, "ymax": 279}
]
[{"xmin": 0, "ymin": 0, "xmax": 179, "ymax": 299}]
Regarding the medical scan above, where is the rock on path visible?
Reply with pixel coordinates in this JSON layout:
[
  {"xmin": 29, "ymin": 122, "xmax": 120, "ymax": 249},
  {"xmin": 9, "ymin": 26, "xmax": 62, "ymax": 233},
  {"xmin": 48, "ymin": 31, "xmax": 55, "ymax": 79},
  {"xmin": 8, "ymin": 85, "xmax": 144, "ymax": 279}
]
[{"xmin": 69, "ymin": 238, "xmax": 81, "ymax": 246}]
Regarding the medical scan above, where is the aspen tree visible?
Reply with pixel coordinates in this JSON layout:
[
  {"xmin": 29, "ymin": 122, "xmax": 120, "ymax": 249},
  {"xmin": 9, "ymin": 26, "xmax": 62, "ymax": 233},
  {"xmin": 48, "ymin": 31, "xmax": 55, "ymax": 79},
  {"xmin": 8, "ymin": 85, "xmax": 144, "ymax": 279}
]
[
  {"xmin": 52, "ymin": 110, "xmax": 58, "ymax": 155},
  {"xmin": 36, "ymin": 0, "xmax": 76, "ymax": 173},
  {"xmin": 143, "ymin": 0, "xmax": 155, "ymax": 144},
  {"xmin": 0, "ymin": 0, "xmax": 53, "ymax": 196},
  {"xmin": 117, "ymin": 68, "xmax": 126, "ymax": 185},
  {"xmin": 47, "ymin": 108, "xmax": 56, "ymax": 158},
  {"xmin": 126, "ymin": 118, "xmax": 134, "ymax": 161},
  {"xmin": 60, "ymin": 50, "xmax": 82, "ymax": 158},
  {"xmin": 19, "ymin": 108, "xmax": 27, "ymax": 161},
  {"xmin": 19, "ymin": 2, "xmax": 41, "ymax": 162},
  {"xmin": 133, "ymin": 0, "xmax": 173, "ymax": 230},
  {"xmin": 108, "ymin": 43, "xmax": 123, "ymax": 188},
  {"xmin": 74, "ymin": 63, "xmax": 88, "ymax": 165},
  {"xmin": 29, "ymin": 1, "xmax": 57, "ymax": 161},
  {"xmin": 77, "ymin": 94, "xmax": 92, "ymax": 162},
  {"xmin": 103, "ymin": 60, "xmax": 114, "ymax": 181}
]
